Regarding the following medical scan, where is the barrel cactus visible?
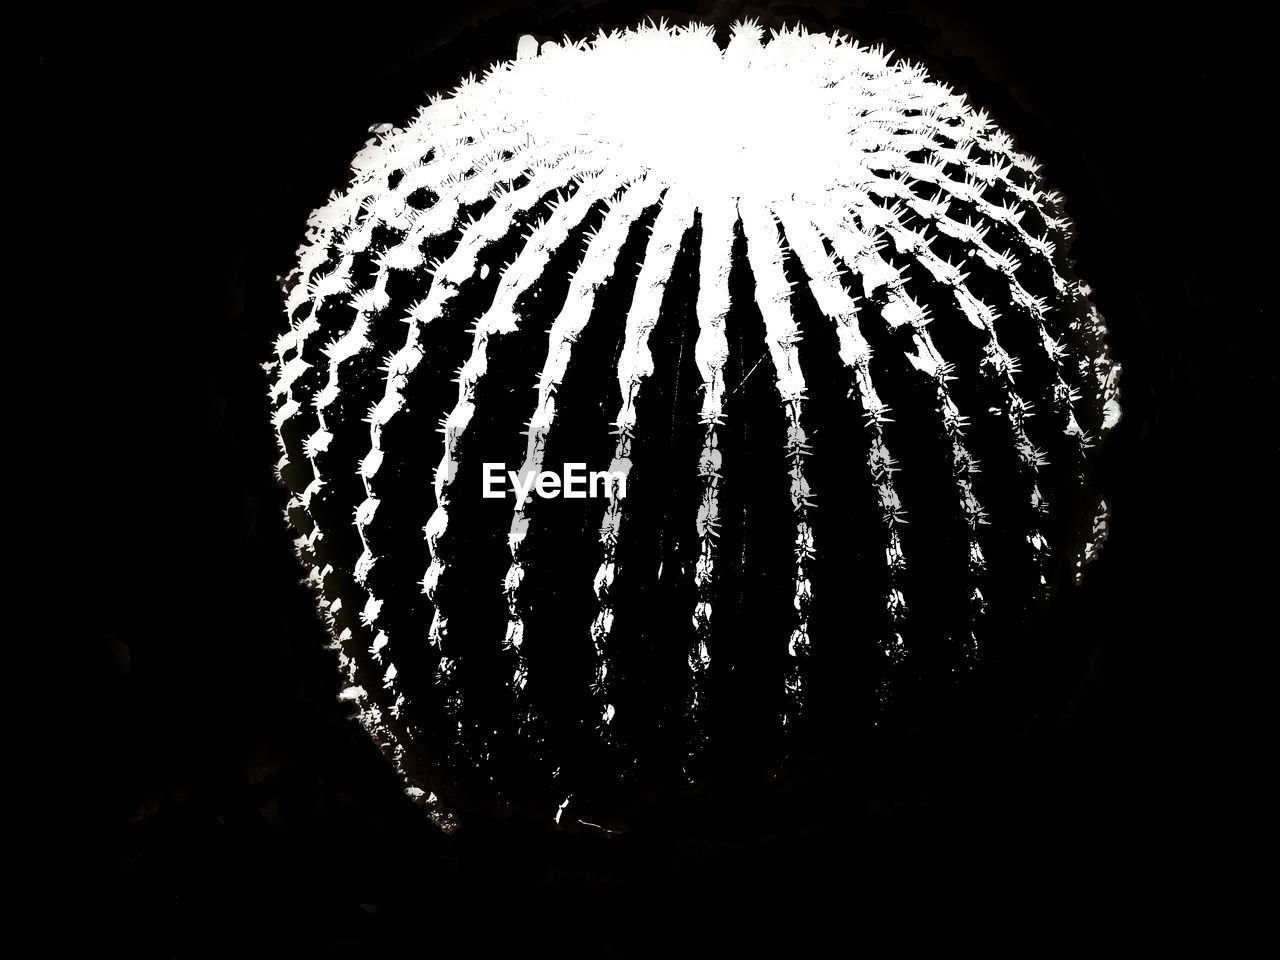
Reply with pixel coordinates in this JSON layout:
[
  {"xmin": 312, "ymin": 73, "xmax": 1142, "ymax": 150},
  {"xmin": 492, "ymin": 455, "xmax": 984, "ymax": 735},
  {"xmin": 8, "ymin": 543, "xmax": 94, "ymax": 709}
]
[{"xmin": 267, "ymin": 20, "xmax": 1120, "ymax": 830}]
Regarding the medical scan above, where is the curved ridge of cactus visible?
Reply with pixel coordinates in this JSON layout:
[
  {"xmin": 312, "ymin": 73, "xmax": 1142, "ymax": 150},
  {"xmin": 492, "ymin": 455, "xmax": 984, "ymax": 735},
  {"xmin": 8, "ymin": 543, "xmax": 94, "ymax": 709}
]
[{"xmin": 266, "ymin": 20, "xmax": 1121, "ymax": 830}]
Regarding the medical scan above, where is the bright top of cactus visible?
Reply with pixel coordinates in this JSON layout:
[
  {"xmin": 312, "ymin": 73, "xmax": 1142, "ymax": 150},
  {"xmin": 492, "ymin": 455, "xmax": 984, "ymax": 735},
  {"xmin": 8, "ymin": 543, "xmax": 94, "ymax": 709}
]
[
  {"xmin": 267, "ymin": 20, "xmax": 1120, "ymax": 832},
  {"xmin": 467, "ymin": 22, "xmax": 938, "ymax": 201}
]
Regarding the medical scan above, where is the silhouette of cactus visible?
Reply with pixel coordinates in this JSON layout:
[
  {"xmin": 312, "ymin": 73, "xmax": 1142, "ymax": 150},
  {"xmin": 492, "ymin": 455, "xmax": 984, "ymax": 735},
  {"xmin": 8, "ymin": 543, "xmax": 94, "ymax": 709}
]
[{"xmin": 267, "ymin": 21, "xmax": 1120, "ymax": 829}]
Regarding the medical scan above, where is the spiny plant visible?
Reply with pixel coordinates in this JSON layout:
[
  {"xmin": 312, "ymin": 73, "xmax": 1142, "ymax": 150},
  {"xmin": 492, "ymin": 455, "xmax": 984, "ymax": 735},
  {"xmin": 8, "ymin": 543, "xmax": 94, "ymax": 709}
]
[{"xmin": 267, "ymin": 20, "xmax": 1121, "ymax": 832}]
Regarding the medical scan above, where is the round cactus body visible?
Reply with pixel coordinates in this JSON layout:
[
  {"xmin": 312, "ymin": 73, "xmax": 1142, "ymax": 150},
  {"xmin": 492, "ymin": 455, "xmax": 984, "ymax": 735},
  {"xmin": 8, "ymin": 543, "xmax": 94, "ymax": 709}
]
[{"xmin": 267, "ymin": 21, "xmax": 1120, "ymax": 830}]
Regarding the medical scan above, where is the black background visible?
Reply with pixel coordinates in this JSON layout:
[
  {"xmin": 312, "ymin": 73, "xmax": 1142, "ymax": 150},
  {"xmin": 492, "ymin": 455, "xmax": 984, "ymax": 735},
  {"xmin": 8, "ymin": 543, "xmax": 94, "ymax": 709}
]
[{"xmin": 35, "ymin": 0, "xmax": 1272, "ymax": 953}]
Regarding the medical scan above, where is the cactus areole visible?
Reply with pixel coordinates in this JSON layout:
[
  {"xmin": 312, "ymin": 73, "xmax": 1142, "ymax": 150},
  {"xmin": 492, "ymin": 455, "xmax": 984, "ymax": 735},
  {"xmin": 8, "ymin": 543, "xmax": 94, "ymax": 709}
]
[{"xmin": 267, "ymin": 21, "xmax": 1120, "ymax": 831}]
